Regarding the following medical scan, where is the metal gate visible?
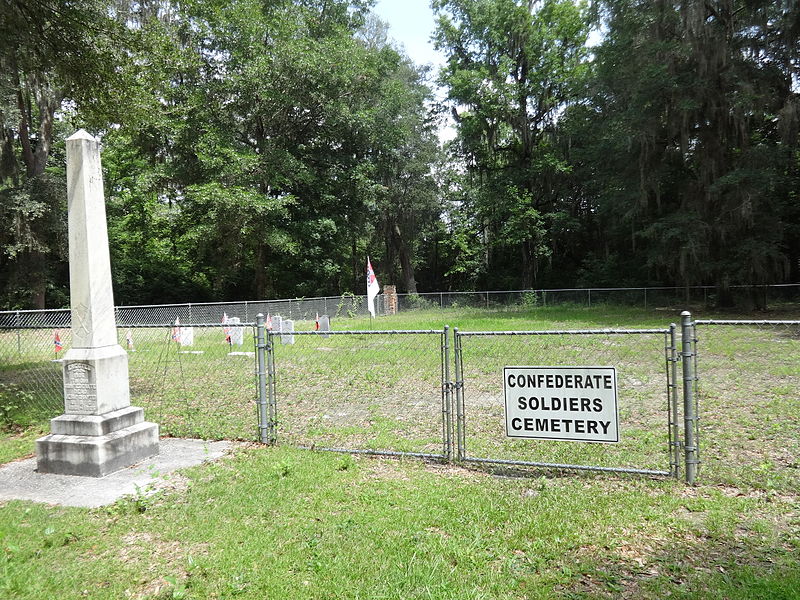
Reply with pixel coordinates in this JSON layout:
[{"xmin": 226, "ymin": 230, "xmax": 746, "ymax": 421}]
[
  {"xmin": 453, "ymin": 326, "xmax": 681, "ymax": 477},
  {"xmin": 263, "ymin": 324, "xmax": 452, "ymax": 461},
  {"xmin": 691, "ymin": 317, "xmax": 800, "ymax": 490}
]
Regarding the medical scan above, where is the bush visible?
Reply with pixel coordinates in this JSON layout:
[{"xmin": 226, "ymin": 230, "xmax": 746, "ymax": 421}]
[{"xmin": 0, "ymin": 382, "xmax": 29, "ymax": 429}]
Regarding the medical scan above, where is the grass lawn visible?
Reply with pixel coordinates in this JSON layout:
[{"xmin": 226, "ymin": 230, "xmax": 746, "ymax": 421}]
[
  {"xmin": 1, "ymin": 446, "xmax": 798, "ymax": 599},
  {"xmin": 1, "ymin": 304, "xmax": 798, "ymax": 598}
]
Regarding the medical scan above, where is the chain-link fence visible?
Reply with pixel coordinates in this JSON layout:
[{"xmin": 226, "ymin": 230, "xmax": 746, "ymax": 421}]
[
  {"xmin": 0, "ymin": 323, "xmax": 261, "ymax": 440},
  {"xmin": 692, "ymin": 319, "xmax": 800, "ymax": 492},
  {"xmin": 397, "ymin": 284, "xmax": 800, "ymax": 311},
  {"xmin": 2, "ymin": 284, "xmax": 797, "ymax": 329},
  {"xmin": 4, "ymin": 306, "xmax": 800, "ymax": 486},
  {"xmin": 125, "ymin": 324, "xmax": 259, "ymax": 440},
  {"xmin": 453, "ymin": 328, "xmax": 678, "ymax": 476},
  {"xmin": 267, "ymin": 329, "xmax": 450, "ymax": 460},
  {"xmin": 0, "ymin": 327, "xmax": 67, "ymax": 426}
]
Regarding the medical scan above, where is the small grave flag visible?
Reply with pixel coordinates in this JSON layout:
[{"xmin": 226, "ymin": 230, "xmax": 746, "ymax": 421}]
[
  {"xmin": 54, "ymin": 330, "xmax": 63, "ymax": 353},
  {"xmin": 125, "ymin": 328, "xmax": 134, "ymax": 351},
  {"xmin": 222, "ymin": 312, "xmax": 231, "ymax": 345},
  {"xmin": 315, "ymin": 312, "xmax": 320, "ymax": 331},
  {"xmin": 366, "ymin": 257, "xmax": 380, "ymax": 317},
  {"xmin": 172, "ymin": 317, "xmax": 181, "ymax": 343},
  {"xmin": 266, "ymin": 313, "xmax": 273, "ymax": 331}
]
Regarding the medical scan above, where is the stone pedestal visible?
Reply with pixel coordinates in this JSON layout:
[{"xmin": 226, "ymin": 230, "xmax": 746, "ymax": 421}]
[
  {"xmin": 61, "ymin": 346, "xmax": 131, "ymax": 415},
  {"xmin": 36, "ymin": 347, "xmax": 159, "ymax": 477},
  {"xmin": 36, "ymin": 407, "xmax": 159, "ymax": 477},
  {"xmin": 37, "ymin": 346, "xmax": 159, "ymax": 477}
]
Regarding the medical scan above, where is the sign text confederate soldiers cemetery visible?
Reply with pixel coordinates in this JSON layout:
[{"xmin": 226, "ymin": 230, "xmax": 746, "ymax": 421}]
[{"xmin": 503, "ymin": 366, "xmax": 619, "ymax": 443}]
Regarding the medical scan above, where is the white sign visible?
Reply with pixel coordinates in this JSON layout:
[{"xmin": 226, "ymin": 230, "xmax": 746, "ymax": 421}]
[{"xmin": 503, "ymin": 366, "xmax": 619, "ymax": 443}]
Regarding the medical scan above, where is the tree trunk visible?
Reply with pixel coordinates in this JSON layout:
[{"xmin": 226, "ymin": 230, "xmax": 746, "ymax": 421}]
[
  {"xmin": 391, "ymin": 223, "xmax": 417, "ymax": 293},
  {"xmin": 715, "ymin": 283, "xmax": 734, "ymax": 308},
  {"xmin": 520, "ymin": 241, "xmax": 534, "ymax": 289},
  {"xmin": 21, "ymin": 249, "xmax": 47, "ymax": 309},
  {"xmin": 10, "ymin": 72, "xmax": 62, "ymax": 307},
  {"xmin": 398, "ymin": 245, "xmax": 417, "ymax": 294},
  {"xmin": 254, "ymin": 242, "xmax": 267, "ymax": 299}
]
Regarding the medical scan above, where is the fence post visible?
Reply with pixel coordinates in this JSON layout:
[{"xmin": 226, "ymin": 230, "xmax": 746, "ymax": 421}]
[
  {"xmin": 442, "ymin": 325, "xmax": 452, "ymax": 461},
  {"xmin": 681, "ymin": 311, "xmax": 699, "ymax": 484},
  {"xmin": 15, "ymin": 311, "xmax": 21, "ymax": 354},
  {"xmin": 255, "ymin": 314, "xmax": 271, "ymax": 444},
  {"xmin": 668, "ymin": 323, "xmax": 680, "ymax": 478},
  {"xmin": 266, "ymin": 326, "xmax": 277, "ymax": 444},
  {"xmin": 453, "ymin": 327, "xmax": 465, "ymax": 461}
]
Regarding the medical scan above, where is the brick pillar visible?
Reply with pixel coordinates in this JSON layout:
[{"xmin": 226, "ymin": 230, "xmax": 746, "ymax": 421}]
[{"xmin": 383, "ymin": 285, "xmax": 398, "ymax": 314}]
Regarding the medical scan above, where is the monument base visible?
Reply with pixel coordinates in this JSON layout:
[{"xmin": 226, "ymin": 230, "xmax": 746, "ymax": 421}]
[
  {"xmin": 61, "ymin": 345, "xmax": 131, "ymax": 415},
  {"xmin": 36, "ymin": 406, "xmax": 159, "ymax": 477}
]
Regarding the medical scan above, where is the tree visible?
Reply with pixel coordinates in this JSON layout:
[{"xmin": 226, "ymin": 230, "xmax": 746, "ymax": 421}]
[
  {"xmin": 0, "ymin": 0, "xmax": 127, "ymax": 307},
  {"xmin": 369, "ymin": 56, "xmax": 441, "ymax": 294},
  {"xmin": 434, "ymin": 0, "xmax": 589, "ymax": 288},
  {"xmin": 587, "ymin": 0, "xmax": 800, "ymax": 301},
  {"xmin": 97, "ymin": 0, "xmax": 442, "ymax": 302}
]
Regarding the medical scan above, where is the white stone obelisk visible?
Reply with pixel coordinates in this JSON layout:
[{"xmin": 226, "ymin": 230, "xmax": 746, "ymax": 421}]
[{"xmin": 36, "ymin": 130, "xmax": 158, "ymax": 477}]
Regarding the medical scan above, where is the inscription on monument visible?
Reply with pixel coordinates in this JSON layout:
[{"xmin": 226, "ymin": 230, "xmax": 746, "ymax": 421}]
[{"xmin": 64, "ymin": 362, "xmax": 97, "ymax": 415}]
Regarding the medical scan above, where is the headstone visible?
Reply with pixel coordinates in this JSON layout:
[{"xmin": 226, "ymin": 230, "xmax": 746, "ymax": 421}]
[
  {"xmin": 179, "ymin": 326, "xmax": 194, "ymax": 346},
  {"xmin": 281, "ymin": 319, "xmax": 295, "ymax": 345},
  {"xmin": 228, "ymin": 316, "xmax": 244, "ymax": 346},
  {"xmin": 36, "ymin": 130, "xmax": 159, "ymax": 477},
  {"xmin": 318, "ymin": 314, "xmax": 330, "ymax": 339},
  {"xmin": 271, "ymin": 315, "xmax": 283, "ymax": 334}
]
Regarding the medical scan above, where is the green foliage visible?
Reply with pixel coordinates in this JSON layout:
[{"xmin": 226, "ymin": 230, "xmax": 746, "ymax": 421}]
[
  {"xmin": 581, "ymin": 0, "xmax": 800, "ymax": 296},
  {"xmin": 0, "ymin": 382, "xmax": 25, "ymax": 428},
  {"xmin": 404, "ymin": 293, "xmax": 436, "ymax": 311},
  {"xmin": 335, "ymin": 292, "xmax": 364, "ymax": 318},
  {"xmin": 434, "ymin": 0, "xmax": 590, "ymax": 289},
  {"xmin": 520, "ymin": 291, "xmax": 539, "ymax": 308},
  {"xmin": 1, "ymin": 0, "xmax": 799, "ymax": 308}
]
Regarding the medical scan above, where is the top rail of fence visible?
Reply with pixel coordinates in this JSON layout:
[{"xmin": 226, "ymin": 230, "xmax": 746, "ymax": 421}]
[
  {"xmin": 695, "ymin": 319, "xmax": 800, "ymax": 325},
  {"xmin": 456, "ymin": 328, "xmax": 672, "ymax": 336},
  {"xmin": 277, "ymin": 329, "xmax": 443, "ymax": 336},
  {"xmin": 123, "ymin": 322, "xmax": 257, "ymax": 328}
]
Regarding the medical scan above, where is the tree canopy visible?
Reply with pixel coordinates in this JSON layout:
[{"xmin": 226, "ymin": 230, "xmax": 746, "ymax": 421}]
[{"xmin": 1, "ymin": 0, "xmax": 797, "ymax": 309}]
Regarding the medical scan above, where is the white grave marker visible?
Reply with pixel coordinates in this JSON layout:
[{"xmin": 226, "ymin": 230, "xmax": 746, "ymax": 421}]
[
  {"xmin": 228, "ymin": 316, "xmax": 244, "ymax": 346},
  {"xmin": 179, "ymin": 326, "xmax": 194, "ymax": 346},
  {"xmin": 281, "ymin": 319, "xmax": 295, "ymax": 345},
  {"xmin": 318, "ymin": 314, "xmax": 330, "ymax": 339}
]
